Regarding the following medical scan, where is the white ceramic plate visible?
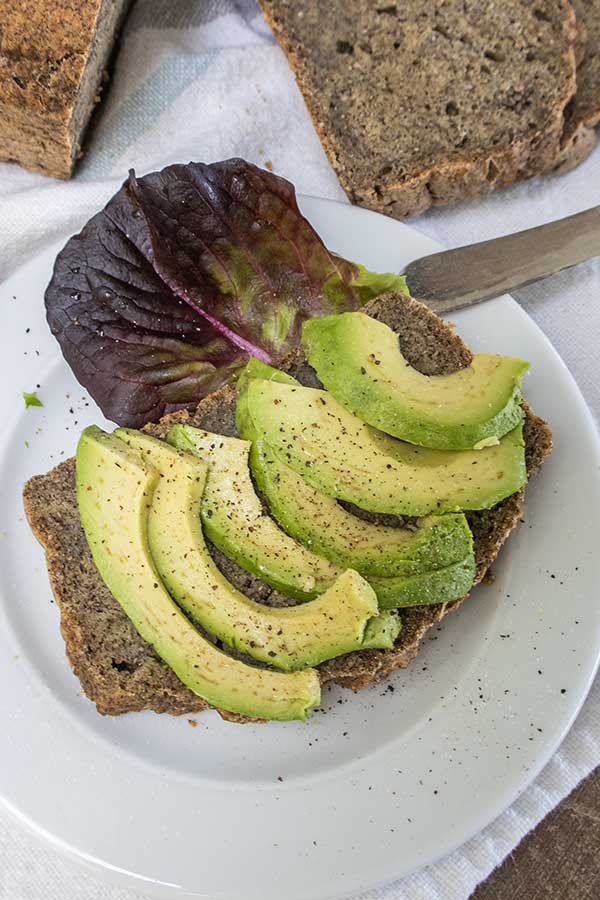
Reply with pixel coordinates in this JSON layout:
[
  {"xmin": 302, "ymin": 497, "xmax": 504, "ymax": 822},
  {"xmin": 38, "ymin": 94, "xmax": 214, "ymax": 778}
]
[{"xmin": 1, "ymin": 197, "xmax": 599, "ymax": 900}]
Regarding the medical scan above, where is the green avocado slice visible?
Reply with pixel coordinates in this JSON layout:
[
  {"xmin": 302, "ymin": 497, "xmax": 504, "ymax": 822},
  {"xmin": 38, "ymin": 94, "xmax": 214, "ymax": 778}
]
[
  {"xmin": 302, "ymin": 312, "xmax": 529, "ymax": 450},
  {"xmin": 167, "ymin": 423, "xmax": 343, "ymax": 600},
  {"xmin": 245, "ymin": 380, "xmax": 526, "ymax": 516},
  {"xmin": 75, "ymin": 426, "xmax": 320, "ymax": 722},
  {"xmin": 117, "ymin": 429, "xmax": 400, "ymax": 670},
  {"xmin": 236, "ymin": 357, "xmax": 298, "ymax": 438},
  {"xmin": 362, "ymin": 610, "xmax": 405, "ymax": 646},
  {"xmin": 369, "ymin": 555, "xmax": 476, "ymax": 610}
]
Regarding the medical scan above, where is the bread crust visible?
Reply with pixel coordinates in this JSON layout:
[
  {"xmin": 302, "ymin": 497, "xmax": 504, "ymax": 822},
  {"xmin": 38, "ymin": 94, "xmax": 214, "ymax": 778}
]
[{"xmin": 552, "ymin": 0, "xmax": 600, "ymax": 174}]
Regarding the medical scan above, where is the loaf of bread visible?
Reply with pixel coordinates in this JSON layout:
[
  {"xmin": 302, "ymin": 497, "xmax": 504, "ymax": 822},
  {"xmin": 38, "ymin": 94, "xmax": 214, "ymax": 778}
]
[
  {"xmin": 259, "ymin": 0, "xmax": 590, "ymax": 217},
  {"xmin": 23, "ymin": 292, "xmax": 552, "ymax": 720},
  {"xmin": 0, "ymin": 0, "xmax": 129, "ymax": 179}
]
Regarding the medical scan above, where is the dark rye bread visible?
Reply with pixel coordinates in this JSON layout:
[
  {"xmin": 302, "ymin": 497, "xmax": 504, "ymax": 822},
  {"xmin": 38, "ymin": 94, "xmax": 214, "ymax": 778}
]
[
  {"xmin": 0, "ymin": 0, "xmax": 129, "ymax": 179},
  {"xmin": 258, "ymin": 0, "xmax": 585, "ymax": 218},
  {"xmin": 23, "ymin": 293, "xmax": 552, "ymax": 718},
  {"xmin": 558, "ymin": 0, "xmax": 600, "ymax": 167}
]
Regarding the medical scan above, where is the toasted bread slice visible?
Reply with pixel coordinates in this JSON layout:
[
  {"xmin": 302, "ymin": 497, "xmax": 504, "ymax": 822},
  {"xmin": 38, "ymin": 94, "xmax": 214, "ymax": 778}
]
[{"xmin": 23, "ymin": 292, "xmax": 552, "ymax": 718}]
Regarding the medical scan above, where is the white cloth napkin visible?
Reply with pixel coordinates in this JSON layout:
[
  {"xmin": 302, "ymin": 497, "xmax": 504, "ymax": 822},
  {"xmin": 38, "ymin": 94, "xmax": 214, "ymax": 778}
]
[{"xmin": 1, "ymin": 2, "xmax": 599, "ymax": 898}]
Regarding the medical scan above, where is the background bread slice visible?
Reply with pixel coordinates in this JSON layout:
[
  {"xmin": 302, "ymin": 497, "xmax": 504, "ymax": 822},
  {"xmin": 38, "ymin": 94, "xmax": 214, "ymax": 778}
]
[
  {"xmin": 0, "ymin": 0, "xmax": 129, "ymax": 179},
  {"xmin": 23, "ymin": 292, "xmax": 551, "ymax": 718},
  {"xmin": 554, "ymin": 0, "xmax": 600, "ymax": 172},
  {"xmin": 258, "ymin": 0, "xmax": 584, "ymax": 218}
]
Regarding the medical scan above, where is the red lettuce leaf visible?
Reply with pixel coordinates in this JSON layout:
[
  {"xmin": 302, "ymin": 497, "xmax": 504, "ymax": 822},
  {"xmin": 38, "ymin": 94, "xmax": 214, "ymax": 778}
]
[{"xmin": 45, "ymin": 159, "xmax": 403, "ymax": 426}]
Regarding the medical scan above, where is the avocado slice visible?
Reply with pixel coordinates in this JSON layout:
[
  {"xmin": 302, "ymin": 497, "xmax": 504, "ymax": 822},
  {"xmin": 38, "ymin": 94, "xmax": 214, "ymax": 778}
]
[
  {"xmin": 369, "ymin": 555, "xmax": 476, "ymax": 610},
  {"xmin": 362, "ymin": 610, "xmax": 404, "ymax": 646},
  {"xmin": 75, "ymin": 426, "xmax": 320, "ymax": 722},
  {"xmin": 236, "ymin": 356, "xmax": 298, "ymax": 438},
  {"xmin": 238, "ymin": 356, "xmax": 296, "ymax": 387},
  {"xmin": 245, "ymin": 380, "xmax": 527, "ymax": 516},
  {"xmin": 166, "ymin": 423, "xmax": 342, "ymax": 601},
  {"xmin": 116, "ymin": 429, "xmax": 400, "ymax": 670},
  {"xmin": 302, "ymin": 312, "xmax": 529, "ymax": 450},
  {"xmin": 236, "ymin": 360, "xmax": 474, "ymax": 578}
]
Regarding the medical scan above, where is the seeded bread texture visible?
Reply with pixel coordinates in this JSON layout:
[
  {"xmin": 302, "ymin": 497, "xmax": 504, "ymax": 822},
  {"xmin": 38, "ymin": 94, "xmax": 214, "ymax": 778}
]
[
  {"xmin": 258, "ymin": 0, "xmax": 584, "ymax": 217},
  {"xmin": 0, "ymin": 0, "xmax": 129, "ymax": 179},
  {"xmin": 23, "ymin": 292, "xmax": 552, "ymax": 718}
]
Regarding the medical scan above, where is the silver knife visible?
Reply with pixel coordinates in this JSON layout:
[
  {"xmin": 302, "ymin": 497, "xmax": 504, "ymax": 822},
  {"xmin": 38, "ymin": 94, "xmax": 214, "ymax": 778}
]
[{"xmin": 402, "ymin": 205, "xmax": 600, "ymax": 315}]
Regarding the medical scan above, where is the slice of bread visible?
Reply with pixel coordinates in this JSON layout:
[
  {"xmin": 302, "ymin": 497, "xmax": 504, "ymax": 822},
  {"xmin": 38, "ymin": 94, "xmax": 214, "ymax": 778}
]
[
  {"xmin": 555, "ymin": 0, "xmax": 600, "ymax": 171},
  {"xmin": 0, "ymin": 0, "xmax": 129, "ymax": 179},
  {"xmin": 258, "ymin": 0, "xmax": 585, "ymax": 217},
  {"xmin": 23, "ymin": 292, "xmax": 552, "ymax": 719}
]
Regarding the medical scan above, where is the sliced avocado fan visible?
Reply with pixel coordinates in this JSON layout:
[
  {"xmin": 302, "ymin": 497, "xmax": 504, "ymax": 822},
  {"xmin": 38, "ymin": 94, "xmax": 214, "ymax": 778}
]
[
  {"xmin": 171, "ymin": 420, "xmax": 474, "ymax": 611},
  {"xmin": 249, "ymin": 436, "xmax": 472, "ymax": 577},
  {"xmin": 236, "ymin": 359, "xmax": 476, "ymax": 606},
  {"xmin": 117, "ymin": 429, "xmax": 401, "ymax": 671},
  {"xmin": 302, "ymin": 312, "xmax": 529, "ymax": 450},
  {"xmin": 236, "ymin": 359, "xmax": 473, "ymax": 576},
  {"xmin": 244, "ymin": 379, "xmax": 526, "ymax": 517},
  {"xmin": 167, "ymin": 423, "xmax": 343, "ymax": 601},
  {"xmin": 75, "ymin": 426, "xmax": 320, "ymax": 722}
]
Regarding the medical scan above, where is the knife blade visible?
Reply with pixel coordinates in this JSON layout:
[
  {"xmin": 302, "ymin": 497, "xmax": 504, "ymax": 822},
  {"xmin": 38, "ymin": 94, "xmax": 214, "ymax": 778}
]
[{"xmin": 402, "ymin": 205, "xmax": 600, "ymax": 315}]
